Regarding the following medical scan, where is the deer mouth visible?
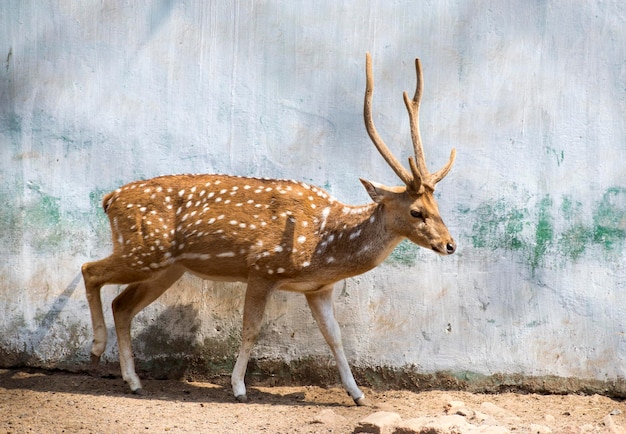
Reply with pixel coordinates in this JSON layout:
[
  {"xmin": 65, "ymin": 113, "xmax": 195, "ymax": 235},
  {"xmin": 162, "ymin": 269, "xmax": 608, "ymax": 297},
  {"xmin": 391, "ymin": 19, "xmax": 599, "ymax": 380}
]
[{"xmin": 432, "ymin": 242, "xmax": 456, "ymax": 255}]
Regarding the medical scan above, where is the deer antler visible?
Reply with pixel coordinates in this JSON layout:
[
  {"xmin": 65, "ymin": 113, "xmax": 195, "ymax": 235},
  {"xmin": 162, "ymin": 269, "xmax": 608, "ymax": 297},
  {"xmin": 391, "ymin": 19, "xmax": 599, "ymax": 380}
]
[
  {"xmin": 365, "ymin": 52, "xmax": 456, "ymax": 192},
  {"xmin": 403, "ymin": 57, "xmax": 456, "ymax": 189},
  {"xmin": 364, "ymin": 52, "xmax": 415, "ymax": 189}
]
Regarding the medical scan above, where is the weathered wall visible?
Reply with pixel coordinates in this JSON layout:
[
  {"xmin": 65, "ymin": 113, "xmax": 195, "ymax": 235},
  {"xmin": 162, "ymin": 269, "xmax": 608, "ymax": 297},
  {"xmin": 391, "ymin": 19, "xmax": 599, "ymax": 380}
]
[{"xmin": 1, "ymin": 1, "xmax": 625, "ymax": 392}]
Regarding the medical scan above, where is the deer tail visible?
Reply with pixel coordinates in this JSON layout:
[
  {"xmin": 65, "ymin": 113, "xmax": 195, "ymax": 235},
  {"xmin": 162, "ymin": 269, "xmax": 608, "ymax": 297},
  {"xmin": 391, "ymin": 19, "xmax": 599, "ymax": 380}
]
[{"xmin": 102, "ymin": 191, "xmax": 116, "ymax": 214}]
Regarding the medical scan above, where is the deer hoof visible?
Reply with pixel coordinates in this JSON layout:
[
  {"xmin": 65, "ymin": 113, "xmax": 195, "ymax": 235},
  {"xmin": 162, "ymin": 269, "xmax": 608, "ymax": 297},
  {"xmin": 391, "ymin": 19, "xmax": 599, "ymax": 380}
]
[
  {"xmin": 90, "ymin": 353, "xmax": 101, "ymax": 367},
  {"xmin": 235, "ymin": 394, "xmax": 248, "ymax": 403},
  {"xmin": 131, "ymin": 388, "xmax": 145, "ymax": 396},
  {"xmin": 354, "ymin": 395, "xmax": 369, "ymax": 407}
]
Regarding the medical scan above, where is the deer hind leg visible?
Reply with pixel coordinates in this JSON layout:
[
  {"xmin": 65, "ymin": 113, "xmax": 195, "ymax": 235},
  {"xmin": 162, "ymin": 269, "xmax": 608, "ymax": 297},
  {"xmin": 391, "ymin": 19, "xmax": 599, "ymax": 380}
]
[
  {"xmin": 81, "ymin": 256, "xmax": 151, "ymax": 366},
  {"xmin": 231, "ymin": 277, "xmax": 275, "ymax": 402},
  {"xmin": 111, "ymin": 265, "xmax": 185, "ymax": 393},
  {"xmin": 306, "ymin": 285, "xmax": 367, "ymax": 406}
]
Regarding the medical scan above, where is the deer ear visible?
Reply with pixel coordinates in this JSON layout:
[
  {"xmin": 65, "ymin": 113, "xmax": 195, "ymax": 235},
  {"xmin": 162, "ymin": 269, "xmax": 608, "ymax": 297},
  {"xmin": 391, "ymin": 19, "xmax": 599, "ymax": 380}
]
[{"xmin": 360, "ymin": 178, "xmax": 387, "ymax": 203}]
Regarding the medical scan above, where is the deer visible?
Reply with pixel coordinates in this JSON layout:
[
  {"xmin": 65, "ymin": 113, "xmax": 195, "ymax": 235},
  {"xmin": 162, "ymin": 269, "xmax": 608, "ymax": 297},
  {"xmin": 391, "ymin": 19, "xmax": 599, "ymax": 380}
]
[{"xmin": 81, "ymin": 52, "xmax": 456, "ymax": 406}]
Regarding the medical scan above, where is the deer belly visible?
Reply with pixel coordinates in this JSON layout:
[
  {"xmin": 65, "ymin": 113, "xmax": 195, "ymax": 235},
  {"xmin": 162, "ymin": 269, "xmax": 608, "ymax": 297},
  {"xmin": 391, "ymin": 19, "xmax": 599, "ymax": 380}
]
[{"xmin": 173, "ymin": 249, "xmax": 251, "ymax": 282}]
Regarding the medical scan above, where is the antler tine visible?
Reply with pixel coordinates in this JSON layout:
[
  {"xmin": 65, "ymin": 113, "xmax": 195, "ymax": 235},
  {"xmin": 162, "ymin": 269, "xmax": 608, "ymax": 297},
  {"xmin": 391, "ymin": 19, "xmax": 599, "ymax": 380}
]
[
  {"xmin": 403, "ymin": 58, "xmax": 429, "ymax": 182},
  {"xmin": 404, "ymin": 57, "xmax": 456, "ymax": 188},
  {"xmin": 364, "ymin": 52, "xmax": 414, "ymax": 187},
  {"xmin": 430, "ymin": 148, "xmax": 457, "ymax": 184}
]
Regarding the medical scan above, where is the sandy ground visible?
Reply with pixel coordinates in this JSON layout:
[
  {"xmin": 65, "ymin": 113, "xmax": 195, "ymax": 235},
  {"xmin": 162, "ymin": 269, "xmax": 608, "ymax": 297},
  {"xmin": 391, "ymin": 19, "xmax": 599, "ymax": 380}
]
[{"xmin": 1, "ymin": 368, "xmax": 624, "ymax": 433}]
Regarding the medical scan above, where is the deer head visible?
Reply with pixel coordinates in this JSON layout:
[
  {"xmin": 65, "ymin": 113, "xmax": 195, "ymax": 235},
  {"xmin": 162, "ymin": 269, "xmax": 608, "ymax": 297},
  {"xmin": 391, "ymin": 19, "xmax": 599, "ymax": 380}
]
[{"xmin": 362, "ymin": 52, "xmax": 456, "ymax": 255}]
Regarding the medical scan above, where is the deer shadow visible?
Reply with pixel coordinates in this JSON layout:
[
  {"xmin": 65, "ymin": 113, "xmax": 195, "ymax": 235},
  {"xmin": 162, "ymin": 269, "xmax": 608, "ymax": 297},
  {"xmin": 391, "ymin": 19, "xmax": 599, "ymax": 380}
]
[{"xmin": 0, "ymin": 367, "xmax": 320, "ymax": 406}]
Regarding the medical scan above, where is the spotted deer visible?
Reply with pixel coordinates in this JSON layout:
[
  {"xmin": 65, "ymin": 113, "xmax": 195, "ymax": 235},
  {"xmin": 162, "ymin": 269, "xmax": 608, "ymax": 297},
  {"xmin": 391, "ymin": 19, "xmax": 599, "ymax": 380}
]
[{"xmin": 81, "ymin": 52, "xmax": 456, "ymax": 406}]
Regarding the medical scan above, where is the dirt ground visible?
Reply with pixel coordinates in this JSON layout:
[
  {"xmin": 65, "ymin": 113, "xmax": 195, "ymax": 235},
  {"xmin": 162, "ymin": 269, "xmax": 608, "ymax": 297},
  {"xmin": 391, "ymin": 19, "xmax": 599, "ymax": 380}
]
[{"xmin": 1, "ymin": 368, "xmax": 624, "ymax": 434}]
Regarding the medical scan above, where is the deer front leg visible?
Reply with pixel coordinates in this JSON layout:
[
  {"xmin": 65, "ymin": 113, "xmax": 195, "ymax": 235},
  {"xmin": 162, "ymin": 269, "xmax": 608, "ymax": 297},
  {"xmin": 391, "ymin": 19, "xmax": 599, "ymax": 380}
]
[
  {"xmin": 306, "ymin": 285, "xmax": 367, "ymax": 406},
  {"xmin": 231, "ymin": 277, "xmax": 275, "ymax": 402}
]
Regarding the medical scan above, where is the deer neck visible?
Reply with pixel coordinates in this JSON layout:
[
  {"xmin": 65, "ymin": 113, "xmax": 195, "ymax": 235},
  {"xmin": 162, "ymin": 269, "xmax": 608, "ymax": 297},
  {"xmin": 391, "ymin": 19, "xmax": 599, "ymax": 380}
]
[{"xmin": 317, "ymin": 202, "xmax": 404, "ymax": 277}]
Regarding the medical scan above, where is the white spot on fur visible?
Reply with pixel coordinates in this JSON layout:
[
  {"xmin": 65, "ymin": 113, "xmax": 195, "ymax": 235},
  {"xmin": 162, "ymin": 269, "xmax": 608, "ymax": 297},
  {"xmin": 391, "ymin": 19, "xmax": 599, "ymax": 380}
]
[
  {"xmin": 217, "ymin": 252, "xmax": 235, "ymax": 258},
  {"xmin": 320, "ymin": 207, "xmax": 330, "ymax": 232},
  {"xmin": 349, "ymin": 229, "xmax": 362, "ymax": 240}
]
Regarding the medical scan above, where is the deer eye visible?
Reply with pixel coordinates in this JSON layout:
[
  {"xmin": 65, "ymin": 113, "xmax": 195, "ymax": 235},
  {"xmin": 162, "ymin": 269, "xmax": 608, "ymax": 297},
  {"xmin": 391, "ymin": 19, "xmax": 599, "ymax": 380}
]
[{"xmin": 410, "ymin": 210, "xmax": 424, "ymax": 220}]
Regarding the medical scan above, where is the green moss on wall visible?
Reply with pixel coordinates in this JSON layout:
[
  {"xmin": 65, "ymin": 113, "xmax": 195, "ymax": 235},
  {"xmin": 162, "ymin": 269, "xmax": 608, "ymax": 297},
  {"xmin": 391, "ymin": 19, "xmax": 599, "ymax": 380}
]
[
  {"xmin": 467, "ymin": 187, "xmax": 626, "ymax": 272},
  {"xmin": 471, "ymin": 199, "xmax": 528, "ymax": 251},
  {"xmin": 0, "ymin": 181, "xmax": 112, "ymax": 254},
  {"xmin": 592, "ymin": 187, "xmax": 626, "ymax": 252},
  {"xmin": 386, "ymin": 239, "xmax": 421, "ymax": 267},
  {"xmin": 531, "ymin": 195, "xmax": 554, "ymax": 272}
]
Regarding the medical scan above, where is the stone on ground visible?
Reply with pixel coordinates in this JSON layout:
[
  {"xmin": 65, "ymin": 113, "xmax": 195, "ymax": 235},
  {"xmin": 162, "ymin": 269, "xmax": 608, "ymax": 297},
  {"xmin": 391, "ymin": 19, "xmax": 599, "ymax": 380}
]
[{"xmin": 353, "ymin": 411, "xmax": 402, "ymax": 434}]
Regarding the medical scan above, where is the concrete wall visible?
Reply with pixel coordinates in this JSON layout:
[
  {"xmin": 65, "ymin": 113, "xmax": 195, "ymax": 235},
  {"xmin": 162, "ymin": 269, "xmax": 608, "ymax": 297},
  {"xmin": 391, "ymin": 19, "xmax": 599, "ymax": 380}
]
[{"xmin": 1, "ymin": 1, "xmax": 625, "ymax": 392}]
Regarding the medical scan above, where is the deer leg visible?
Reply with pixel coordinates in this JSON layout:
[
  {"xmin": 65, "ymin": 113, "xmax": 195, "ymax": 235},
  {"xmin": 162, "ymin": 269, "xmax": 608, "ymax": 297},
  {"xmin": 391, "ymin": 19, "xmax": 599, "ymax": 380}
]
[
  {"xmin": 231, "ymin": 277, "xmax": 275, "ymax": 402},
  {"xmin": 81, "ymin": 257, "xmax": 150, "ymax": 365},
  {"xmin": 82, "ymin": 262, "xmax": 108, "ymax": 365},
  {"xmin": 306, "ymin": 285, "xmax": 367, "ymax": 406},
  {"xmin": 111, "ymin": 265, "xmax": 185, "ymax": 393}
]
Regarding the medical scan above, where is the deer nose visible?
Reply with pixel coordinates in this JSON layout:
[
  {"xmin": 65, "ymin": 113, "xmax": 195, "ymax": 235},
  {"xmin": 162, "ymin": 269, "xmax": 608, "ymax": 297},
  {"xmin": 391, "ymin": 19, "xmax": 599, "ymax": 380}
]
[{"xmin": 445, "ymin": 242, "xmax": 456, "ymax": 254}]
